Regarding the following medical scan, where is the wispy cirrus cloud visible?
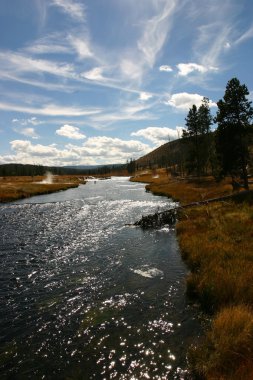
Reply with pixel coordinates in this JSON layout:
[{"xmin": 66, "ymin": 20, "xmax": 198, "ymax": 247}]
[
  {"xmin": 197, "ymin": 23, "xmax": 232, "ymax": 68},
  {"xmin": 23, "ymin": 35, "xmax": 70, "ymax": 55},
  {"xmin": 89, "ymin": 101, "xmax": 158, "ymax": 126},
  {"xmin": 116, "ymin": 0, "xmax": 180, "ymax": 84},
  {"xmin": 0, "ymin": 51, "xmax": 75, "ymax": 79},
  {"xmin": 234, "ymin": 24, "xmax": 253, "ymax": 46},
  {"xmin": 174, "ymin": 1, "xmax": 241, "ymax": 75},
  {"xmin": 68, "ymin": 35, "xmax": 94, "ymax": 59},
  {"xmin": 0, "ymin": 101, "xmax": 101, "ymax": 117},
  {"xmin": 51, "ymin": 0, "xmax": 86, "ymax": 21},
  {"xmin": 12, "ymin": 117, "xmax": 43, "ymax": 126},
  {"xmin": 137, "ymin": 0, "xmax": 178, "ymax": 68}
]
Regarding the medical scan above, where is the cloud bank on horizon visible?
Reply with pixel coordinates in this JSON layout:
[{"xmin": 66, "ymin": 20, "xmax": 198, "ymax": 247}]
[{"xmin": 0, "ymin": 0, "xmax": 252, "ymax": 166}]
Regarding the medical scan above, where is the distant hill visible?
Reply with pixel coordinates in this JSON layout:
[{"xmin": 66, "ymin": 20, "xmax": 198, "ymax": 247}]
[
  {"xmin": 136, "ymin": 134, "xmax": 253, "ymax": 175},
  {"xmin": 136, "ymin": 138, "xmax": 189, "ymax": 171}
]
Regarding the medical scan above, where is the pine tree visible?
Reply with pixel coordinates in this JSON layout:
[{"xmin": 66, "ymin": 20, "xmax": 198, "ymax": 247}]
[
  {"xmin": 215, "ymin": 78, "xmax": 253, "ymax": 189},
  {"xmin": 183, "ymin": 99, "xmax": 213, "ymax": 176},
  {"xmin": 183, "ymin": 104, "xmax": 200, "ymax": 175},
  {"xmin": 197, "ymin": 97, "xmax": 213, "ymax": 173}
]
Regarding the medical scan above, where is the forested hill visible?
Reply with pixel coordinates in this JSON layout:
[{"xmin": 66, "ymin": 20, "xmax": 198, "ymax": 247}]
[
  {"xmin": 136, "ymin": 134, "xmax": 253, "ymax": 174},
  {"xmin": 136, "ymin": 138, "xmax": 188, "ymax": 171}
]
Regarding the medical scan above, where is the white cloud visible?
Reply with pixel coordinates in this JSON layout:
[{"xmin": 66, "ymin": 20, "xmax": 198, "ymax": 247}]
[
  {"xmin": 132, "ymin": 126, "xmax": 183, "ymax": 146},
  {"xmin": 77, "ymin": 136, "xmax": 151, "ymax": 159},
  {"xmin": 51, "ymin": 0, "xmax": 86, "ymax": 21},
  {"xmin": 10, "ymin": 140, "xmax": 58, "ymax": 157},
  {"xmin": 139, "ymin": 92, "xmax": 153, "ymax": 101},
  {"xmin": 56, "ymin": 124, "xmax": 86, "ymax": 139},
  {"xmin": 177, "ymin": 62, "xmax": 217, "ymax": 76},
  {"xmin": 167, "ymin": 92, "xmax": 216, "ymax": 110},
  {"xmin": 6, "ymin": 136, "xmax": 151, "ymax": 166},
  {"xmin": 18, "ymin": 128, "xmax": 40, "ymax": 139},
  {"xmin": 159, "ymin": 65, "xmax": 173, "ymax": 72},
  {"xmin": 81, "ymin": 67, "xmax": 104, "ymax": 81}
]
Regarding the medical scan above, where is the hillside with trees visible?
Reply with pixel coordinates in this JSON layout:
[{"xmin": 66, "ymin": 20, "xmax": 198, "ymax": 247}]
[{"xmin": 136, "ymin": 78, "xmax": 253, "ymax": 185}]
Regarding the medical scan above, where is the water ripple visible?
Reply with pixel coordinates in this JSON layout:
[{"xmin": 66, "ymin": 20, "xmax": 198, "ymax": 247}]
[{"xmin": 0, "ymin": 178, "xmax": 200, "ymax": 379}]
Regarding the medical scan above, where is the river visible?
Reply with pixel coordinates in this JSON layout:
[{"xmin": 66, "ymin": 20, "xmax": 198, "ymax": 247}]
[{"xmin": 0, "ymin": 177, "xmax": 201, "ymax": 379}]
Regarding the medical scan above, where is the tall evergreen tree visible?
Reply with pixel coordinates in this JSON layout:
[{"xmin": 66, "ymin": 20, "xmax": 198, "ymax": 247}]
[
  {"xmin": 198, "ymin": 97, "xmax": 212, "ymax": 135},
  {"xmin": 183, "ymin": 104, "xmax": 201, "ymax": 175},
  {"xmin": 215, "ymin": 78, "xmax": 253, "ymax": 189},
  {"xmin": 197, "ymin": 97, "xmax": 213, "ymax": 173},
  {"xmin": 183, "ymin": 99, "xmax": 213, "ymax": 176}
]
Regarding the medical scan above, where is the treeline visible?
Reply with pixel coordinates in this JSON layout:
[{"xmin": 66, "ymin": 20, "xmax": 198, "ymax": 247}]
[
  {"xmin": 0, "ymin": 163, "xmax": 127, "ymax": 177},
  {"xmin": 0, "ymin": 163, "xmax": 67, "ymax": 177}
]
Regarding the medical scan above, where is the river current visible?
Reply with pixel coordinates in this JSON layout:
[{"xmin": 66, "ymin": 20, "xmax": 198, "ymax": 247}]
[{"xmin": 0, "ymin": 177, "xmax": 201, "ymax": 379}]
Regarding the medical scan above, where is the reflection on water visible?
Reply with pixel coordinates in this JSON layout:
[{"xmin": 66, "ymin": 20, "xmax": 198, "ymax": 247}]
[{"xmin": 0, "ymin": 177, "xmax": 201, "ymax": 379}]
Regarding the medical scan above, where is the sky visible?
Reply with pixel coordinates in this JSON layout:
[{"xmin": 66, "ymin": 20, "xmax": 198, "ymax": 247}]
[{"xmin": 0, "ymin": 0, "xmax": 253, "ymax": 166}]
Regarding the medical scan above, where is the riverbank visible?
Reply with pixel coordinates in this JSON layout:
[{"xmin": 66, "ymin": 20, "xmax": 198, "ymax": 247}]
[
  {"xmin": 0, "ymin": 175, "xmax": 86, "ymax": 203},
  {"xmin": 131, "ymin": 169, "xmax": 253, "ymax": 380}
]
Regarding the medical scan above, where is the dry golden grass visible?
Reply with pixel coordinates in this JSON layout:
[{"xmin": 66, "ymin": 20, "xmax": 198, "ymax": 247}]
[
  {"xmin": 131, "ymin": 169, "xmax": 236, "ymax": 204},
  {"xmin": 177, "ymin": 200, "xmax": 253, "ymax": 378},
  {"xmin": 0, "ymin": 175, "xmax": 86, "ymax": 202},
  {"xmin": 177, "ymin": 201, "xmax": 253, "ymax": 311},
  {"xmin": 189, "ymin": 305, "xmax": 253, "ymax": 380}
]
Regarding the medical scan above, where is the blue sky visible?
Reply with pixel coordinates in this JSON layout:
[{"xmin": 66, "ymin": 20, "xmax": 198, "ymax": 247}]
[{"xmin": 0, "ymin": 0, "xmax": 253, "ymax": 166}]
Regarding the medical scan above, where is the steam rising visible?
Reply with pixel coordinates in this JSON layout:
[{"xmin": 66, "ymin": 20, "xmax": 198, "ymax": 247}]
[{"xmin": 41, "ymin": 172, "xmax": 53, "ymax": 184}]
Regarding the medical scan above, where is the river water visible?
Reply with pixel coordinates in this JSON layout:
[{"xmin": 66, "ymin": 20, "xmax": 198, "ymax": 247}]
[{"xmin": 0, "ymin": 177, "xmax": 201, "ymax": 379}]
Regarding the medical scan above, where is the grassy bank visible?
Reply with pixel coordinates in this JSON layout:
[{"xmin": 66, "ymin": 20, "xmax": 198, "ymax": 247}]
[
  {"xmin": 131, "ymin": 168, "xmax": 233, "ymax": 204},
  {"xmin": 0, "ymin": 175, "xmax": 86, "ymax": 203},
  {"xmin": 131, "ymin": 169, "xmax": 253, "ymax": 379}
]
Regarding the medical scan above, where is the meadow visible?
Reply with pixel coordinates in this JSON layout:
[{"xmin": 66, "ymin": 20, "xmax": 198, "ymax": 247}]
[{"xmin": 0, "ymin": 175, "xmax": 86, "ymax": 203}]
